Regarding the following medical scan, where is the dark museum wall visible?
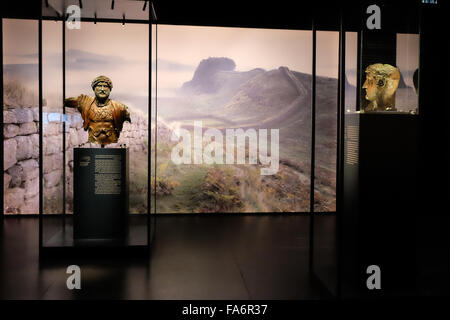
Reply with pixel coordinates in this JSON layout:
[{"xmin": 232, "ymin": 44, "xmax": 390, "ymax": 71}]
[{"xmin": 413, "ymin": 1, "xmax": 449, "ymax": 295}]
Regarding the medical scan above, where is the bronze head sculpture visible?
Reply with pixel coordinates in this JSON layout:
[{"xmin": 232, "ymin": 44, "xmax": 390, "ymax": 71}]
[
  {"xmin": 65, "ymin": 75, "xmax": 131, "ymax": 146},
  {"xmin": 362, "ymin": 63, "xmax": 400, "ymax": 112}
]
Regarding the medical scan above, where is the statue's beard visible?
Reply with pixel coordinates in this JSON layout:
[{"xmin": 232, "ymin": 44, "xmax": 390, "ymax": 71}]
[{"xmin": 96, "ymin": 94, "xmax": 109, "ymax": 104}]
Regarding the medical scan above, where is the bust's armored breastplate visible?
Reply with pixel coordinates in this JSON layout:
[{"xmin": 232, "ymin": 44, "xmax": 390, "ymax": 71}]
[{"xmin": 87, "ymin": 102, "xmax": 118, "ymax": 144}]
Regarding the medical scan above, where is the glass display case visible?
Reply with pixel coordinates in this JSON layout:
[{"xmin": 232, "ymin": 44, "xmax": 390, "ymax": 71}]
[
  {"xmin": 339, "ymin": 1, "xmax": 420, "ymax": 297},
  {"xmin": 311, "ymin": 1, "xmax": 422, "ymax": 298},
  {"xmin": 38, "ymin": 0, "xmax": 156, "ymax": 257}
]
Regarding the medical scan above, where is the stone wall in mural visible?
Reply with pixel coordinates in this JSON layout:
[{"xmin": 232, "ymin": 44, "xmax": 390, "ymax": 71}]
[{"xmin": 3, "ymin": 104, "xmax": 148, "ymax": 214}]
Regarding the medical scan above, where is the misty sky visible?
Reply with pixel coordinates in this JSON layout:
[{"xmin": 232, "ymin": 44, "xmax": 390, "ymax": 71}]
[
  {"xmin": 64, "ymin": 21, "xmax": 149, "ymax": 113},
  {"xmin": 3, "ymin": 19, "xmax": 419, "ymax": 103},
  {"xmin": 3, "ymin": 19, "xmax": 149, "ymax": 113}
]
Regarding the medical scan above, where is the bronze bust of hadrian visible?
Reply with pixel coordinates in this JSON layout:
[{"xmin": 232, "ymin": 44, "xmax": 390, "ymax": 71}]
[
  {"xmin": 362, "ymin": 63, "xmax": 400, "ymax": 112},
  {"xmin": 64, "ymin": 75, "xmax": 131, "ymax": 146}
]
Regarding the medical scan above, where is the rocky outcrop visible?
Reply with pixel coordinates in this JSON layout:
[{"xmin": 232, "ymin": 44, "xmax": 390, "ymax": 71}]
[{"xmin": 181, "ymin": 57, "xmax": 236, "ymax": 94}]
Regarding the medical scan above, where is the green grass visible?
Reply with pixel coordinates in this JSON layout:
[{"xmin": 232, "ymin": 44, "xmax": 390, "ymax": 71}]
[
  {"xmin": 153, "ymin": 165, "xmax": 208, "ymax": 213},
  {"xmin": 129, "ymin": 150, "xmax": 149, "ymax": 213},
  {"xmin": 147, "ymin": 137, "xmax": 335, "ymax": 213}
]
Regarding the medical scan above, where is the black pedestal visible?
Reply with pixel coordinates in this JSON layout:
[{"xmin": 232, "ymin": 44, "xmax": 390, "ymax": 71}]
[
  {"xmin": 73, "ymin": 148, "xmax": 129, "ymax": 241},
  {"xmin": 342, "ymin": 113, "xmax": 419, "ymax": 297}
]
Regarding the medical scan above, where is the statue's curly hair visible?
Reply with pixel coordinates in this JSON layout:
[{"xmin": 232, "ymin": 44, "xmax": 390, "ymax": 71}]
[
  {"xmin": 91, "ymin": 75, "xmax": 113, "ymax": 90},
  {"xmin": 365, "ymin": 64, "xmax": 400, "ymax": 83}
]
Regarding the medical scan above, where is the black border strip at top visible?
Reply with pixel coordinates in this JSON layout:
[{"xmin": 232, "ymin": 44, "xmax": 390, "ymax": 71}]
[{"xmin": 152, "ymin": 1, "xmax": 313, "ymax": 30}]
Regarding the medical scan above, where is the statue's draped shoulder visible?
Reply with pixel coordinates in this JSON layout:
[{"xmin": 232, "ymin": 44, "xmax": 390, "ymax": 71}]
[
  {"xmin": 111, "ymin": 100, "xmax": 131, "ymax": 123},
  {"xmin": 77, "ymin": 94, "xmax": 95, "ymax": 114}
]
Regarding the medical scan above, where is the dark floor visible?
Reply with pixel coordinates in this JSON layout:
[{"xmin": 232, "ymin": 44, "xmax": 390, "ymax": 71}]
[{"xmin": 0, "ymin": 215, "xmax": 326, "ymax": 300}]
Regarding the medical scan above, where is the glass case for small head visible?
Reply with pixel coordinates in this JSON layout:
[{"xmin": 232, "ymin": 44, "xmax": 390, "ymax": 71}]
[
  {"xmin": 338, "ymin": 1, "xmax": 421, "ymax": 298},
  {"xmin": 344, "ymin": 2, "xmax": 420, "ymax": 115},
  {"xmin": 310, "ymin": 0, "xmax": 423, "ymax": 299}
]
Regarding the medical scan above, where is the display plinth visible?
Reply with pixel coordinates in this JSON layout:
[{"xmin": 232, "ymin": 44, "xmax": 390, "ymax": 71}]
[
  {"xmin": 73, "ymin": 147, "xmax": 129, "ymax": 242},
  {"xmin": 341, "ymin": 113, "xmax": 419, "ymax": 297}
]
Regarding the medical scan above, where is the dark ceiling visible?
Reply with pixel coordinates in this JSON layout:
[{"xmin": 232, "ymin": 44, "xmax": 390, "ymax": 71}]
[{"xmin": 1, "ymin": 0, "xmax": 422, "ymax": 32}]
